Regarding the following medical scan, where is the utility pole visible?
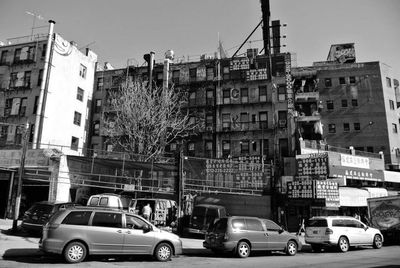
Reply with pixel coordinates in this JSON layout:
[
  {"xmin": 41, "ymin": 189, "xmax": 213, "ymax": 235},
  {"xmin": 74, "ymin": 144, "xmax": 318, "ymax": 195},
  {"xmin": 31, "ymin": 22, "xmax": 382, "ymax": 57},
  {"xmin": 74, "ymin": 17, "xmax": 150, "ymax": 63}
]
[{"xmin": 12, "ymin": 122, "xmax": 30, "ymax": 231}]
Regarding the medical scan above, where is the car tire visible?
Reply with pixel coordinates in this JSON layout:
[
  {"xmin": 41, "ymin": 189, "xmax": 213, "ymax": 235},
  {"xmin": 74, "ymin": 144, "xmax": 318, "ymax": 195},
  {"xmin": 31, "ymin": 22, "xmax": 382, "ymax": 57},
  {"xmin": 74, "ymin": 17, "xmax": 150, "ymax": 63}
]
[
  {"xmin": 63, "ymin": 241, "xmax": 87, "ymax": 263},
  {"xmin": 337, "ymin": 236, "xmax": 349, "ymax": 252},
  {"xmin": 373, "ymin": 234, "xmax": 383, "ymax": 249},
  {"xmin": 154, "ymin": 242, "xmax": 172, "ymax": 262},
  {"xmin": 311, "ymin": 244, "xmax": 322, "ymax": 252},
  {"xmin": 286, "ymin": 240, "xmax": 298, "ymax": 256},
  {"xmin": 236, "ymin": 241, "xmax": 250, "ymax": 258}
]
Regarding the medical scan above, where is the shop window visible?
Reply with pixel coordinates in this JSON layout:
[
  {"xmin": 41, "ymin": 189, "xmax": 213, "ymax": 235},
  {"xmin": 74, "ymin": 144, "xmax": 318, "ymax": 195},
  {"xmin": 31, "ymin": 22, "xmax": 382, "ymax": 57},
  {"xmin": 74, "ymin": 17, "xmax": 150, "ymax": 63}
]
[
  {"xmin": 324, "ymin": 78, "xmax": 332, "ymax": 87},
  {"xmin": 328, "ymin": 124, "xmax": 336, "ymax": 133},
  {"xmin": 327, "ymin": 100, "xmax": 334, "ymax": 110},
  {"xmin": 341, "ymin": 99, "xmax": 348, "ymax": 108}
]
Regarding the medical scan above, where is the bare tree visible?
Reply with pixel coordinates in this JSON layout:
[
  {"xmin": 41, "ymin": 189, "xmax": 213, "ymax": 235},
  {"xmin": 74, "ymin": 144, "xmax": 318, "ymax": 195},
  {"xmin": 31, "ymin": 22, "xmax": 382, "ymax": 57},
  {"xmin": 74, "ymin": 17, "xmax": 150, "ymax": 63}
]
[{"xmin": 102, "ymin": 79, "xmax": 200, "ymax": 161}]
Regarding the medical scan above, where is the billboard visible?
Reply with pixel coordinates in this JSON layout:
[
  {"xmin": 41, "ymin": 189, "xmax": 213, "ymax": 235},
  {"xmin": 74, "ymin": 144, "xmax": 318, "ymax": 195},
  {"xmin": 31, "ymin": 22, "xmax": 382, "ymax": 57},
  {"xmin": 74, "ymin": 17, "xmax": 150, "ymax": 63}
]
[{"xmin": 327, "ymin": 43, "xmax": 356, "ymax": 63}]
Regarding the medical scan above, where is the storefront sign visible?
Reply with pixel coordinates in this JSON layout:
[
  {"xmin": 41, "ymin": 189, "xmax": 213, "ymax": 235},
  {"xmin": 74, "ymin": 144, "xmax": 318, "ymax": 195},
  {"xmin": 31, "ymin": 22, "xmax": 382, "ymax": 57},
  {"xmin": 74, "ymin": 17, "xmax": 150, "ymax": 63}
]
[
  {"xmin": 285, "ymin": 53, "xmax": 294, "ymax": 111},
  {"xmin": 330, "ymin": 165, "xmax": 383, "ymax": 182},
  {"xmin": 229, "ymin": 58, "xmax": 249, "ymax": 70},
  {"xmin": 0, "ymin": 149, "xmax": 49, "ymax": 167},
  {"xmin": 314, "ymin": 180, "xmax": 340, "ymax": 207},
  {"xmin": 296, "ymin": 153, "xmax": 328, "ymax": 176},
  {"xmin": 287, "ymin": 179, "xmax": 313, "ymax": 198},
  {"xmin": 246, "ymin": 68, "xmax": 268, "ymax": 81},
  {"xmin": 340, "ymin": 154, "xmax": 369, "ymax": 169}
]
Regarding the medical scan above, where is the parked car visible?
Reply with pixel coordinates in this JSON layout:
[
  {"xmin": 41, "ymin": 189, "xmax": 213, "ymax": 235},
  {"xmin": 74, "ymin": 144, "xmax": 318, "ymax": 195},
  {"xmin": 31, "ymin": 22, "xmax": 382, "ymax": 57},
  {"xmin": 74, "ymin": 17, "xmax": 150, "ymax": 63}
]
[
  {"xmin": 87, "ymin": 193, "xmax": 133, "ymax": 211},
  {"xmin": 129, "ymin": 198, "xmax": 177, "ymax": 227},
  {"xmin": 21, "ymin": 201, "xmax": 76, "ymax": 233},
  {"xmin": 39, "ymin": 206, "xmax": 182, "ymax": 263},
  {"xmin": 185, "ymin": 204, "xmax": 227, "ymax": 235},
  {"xmin": 305, "ymin": 216, "xmax": 384, "ymax": 252},
  {"xmin": 203, "ymin": 216, "xmax": 301, "ymax": 258}
]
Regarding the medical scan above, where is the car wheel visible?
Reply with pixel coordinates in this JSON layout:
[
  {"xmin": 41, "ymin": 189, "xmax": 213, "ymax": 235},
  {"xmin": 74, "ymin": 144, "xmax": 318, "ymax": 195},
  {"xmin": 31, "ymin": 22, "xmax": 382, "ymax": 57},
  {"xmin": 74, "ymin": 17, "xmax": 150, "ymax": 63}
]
[
  {"xmin": 286, "ymin": 240, "xmax": 298, "ymax": 256},
  {"xmin": 154, "ymin": 242, "xmax": 172, "ymax": 262},
  {"xmin": 337, "ymin": 236, "xmax": 349, "ymax": 252},
  {"xmin": 311, "ymin": 244, "xmax": 322, "ymax": 252},
  {"xmin": 236, "ymin": 241, "xmax": 250, "ymax": 258},
  {"xmin": 63, "ymin": 241, "xmax": 87, "ymax": 263},
  {"xmin": 373, "ymin": 234, "xmax": 383, "ymax": 249}
]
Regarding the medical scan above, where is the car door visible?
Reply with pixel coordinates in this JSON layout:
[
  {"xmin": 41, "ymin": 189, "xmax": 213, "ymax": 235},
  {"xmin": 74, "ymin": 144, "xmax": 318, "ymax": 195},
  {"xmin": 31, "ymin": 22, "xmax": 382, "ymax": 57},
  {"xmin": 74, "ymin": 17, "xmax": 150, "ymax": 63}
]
[
  {"xmin": 88, "ymin": 212, "xmax": 124, "ymax": 254},
  {"xmin": 244, "ymin": 218, "xmax": 268, "ymax": 251},
  {"xmin": 262, "ymin": 219, "xmax": 288, "ymax": 250},
  {"xmin": 122, "ymin": 214, "xmax": 155, "ymax": 254},
  {"xmin": 343, "ymin": 219, "xmax": 364, "ymax": 244}
]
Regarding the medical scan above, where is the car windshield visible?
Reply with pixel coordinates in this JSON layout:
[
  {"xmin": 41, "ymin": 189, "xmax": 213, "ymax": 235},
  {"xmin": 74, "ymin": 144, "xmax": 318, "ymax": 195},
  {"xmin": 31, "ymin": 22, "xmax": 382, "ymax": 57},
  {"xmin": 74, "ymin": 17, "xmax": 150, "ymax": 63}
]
[
  {"xmin": 27, "ymin": 204, "xmax": 53, "ymax": 215},
  {"xmin": 306, "ymin": 219, "xmax": 328, "ymax": 227}
]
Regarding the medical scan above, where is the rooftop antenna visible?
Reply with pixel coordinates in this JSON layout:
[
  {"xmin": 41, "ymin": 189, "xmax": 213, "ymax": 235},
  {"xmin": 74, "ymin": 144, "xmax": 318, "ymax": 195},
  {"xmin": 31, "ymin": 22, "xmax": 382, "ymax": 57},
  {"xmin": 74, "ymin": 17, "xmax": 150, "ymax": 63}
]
[{"xmin": 25, "ymin": 11, "xmax": 44, "ymax": 41}]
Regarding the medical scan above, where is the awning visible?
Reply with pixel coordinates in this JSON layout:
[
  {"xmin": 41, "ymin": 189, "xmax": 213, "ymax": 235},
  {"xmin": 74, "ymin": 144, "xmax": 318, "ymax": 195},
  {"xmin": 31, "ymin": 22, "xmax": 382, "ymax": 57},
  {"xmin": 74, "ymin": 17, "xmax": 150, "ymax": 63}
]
[
  {"xmin": 339, "ymin": 187, "xmax": 370, "ymax": 207},
  {"xmin": 362, "ymin": 187, "xmax": 388, "ymax": 198},
  {"xmin": 383, "ymin": 170, "xmax": 400, "ymax": 183}
]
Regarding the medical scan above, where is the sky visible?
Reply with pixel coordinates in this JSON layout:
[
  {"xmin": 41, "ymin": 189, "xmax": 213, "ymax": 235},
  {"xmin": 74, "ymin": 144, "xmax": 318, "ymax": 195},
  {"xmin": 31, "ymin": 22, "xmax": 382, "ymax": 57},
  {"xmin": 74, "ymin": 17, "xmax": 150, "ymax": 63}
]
[{"xmin": 1, "ymin": 0, "xmax": 399, "ymax": 76}]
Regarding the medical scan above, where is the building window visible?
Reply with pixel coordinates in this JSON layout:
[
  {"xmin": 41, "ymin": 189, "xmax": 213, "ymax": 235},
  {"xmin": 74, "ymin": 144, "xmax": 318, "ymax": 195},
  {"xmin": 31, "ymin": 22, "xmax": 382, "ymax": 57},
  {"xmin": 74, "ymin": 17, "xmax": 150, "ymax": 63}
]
[
  {"xmin": 389, "ymin": 100, "xmax": 395, "ymax": 110},
  {"xmin": 343, "ymin": 123, "xmax": 350, "ymax": 132},
  {"xmin": 349, "ymin": 76, "xmax": 356, "ymax": 84},
  {"xmin": 19, "ymin": 98, "xmax": 27, "ymax": 116},
  {"xmin": 189, "ymin": 91, "xmax": 196, "ymax": 106},
  {"xmin": 97, "ymin": 77, "xmax": 104, "ymax": 91},
  {"xmin": 33, "ymin": 96, "xmax": 39, "ymax": 114},
  {"xmin": 328, "ymin": 124, "xmax": 336, "ymax": 133},
  {"xmin": 222, "ymin": 140, "xmax": 231, "ymax": 158},
  {"xmin": 324, "ymin": 78, "xmax": 332, "ymax": 87},
  {"xmin": 326, "ymin": 100, "xmax": 334, "ymax": 110},
  {"xmin": 367, "ymin": 146, "xmax": 374, "ymax": 153},
  {"xmin": 93, "ymin": 121, "xmax": 100, "ymax": 136},
  {"xmin": 188, "ymin": 142, "xmax": 195, "ymax": 156},
  {"xmin": 341, "ymin": 99, "xmax": 348, "ymax": 108},
  {"xmin": 170, "ymin": 143, "xmax": 177, "ymax": 152},
  {"xmin": 206, "ymin": 67, "xmax": 214, "ymax": 81},
  {"xmin": 111, "ymin": 76, "xmax": 120, "ymax": 87},
  {"xmin": 252, "ymin": 141, "xmax": 257, "ymax": 152},
  {"xmin": 339, "ymin": 77, "xmax": 346, "ymax": 85},
  {"xmin": 95, "ymin": 99, "xmax": 102, "ymax": 113},
  {"xmin": 23, "ymin": 71, "xmax": 31, "ymax": 88},
  {"xmin": 9, "ymin": 72, "xmax": 17, "ymax": 87},
  {"xmin": 172, "ymin": 70, "xmax": 180, "ymax": 84},
  {"xmin": 0, "ymin": 50, "xmax": 8, "ymax": 64},
  {"xmin": 223, "ymin": 89, "xmax": 230, "ymax": 104},
  {"xmin": 240, "ymin": 140, "xmax": 250, "ymax": 155},
  {"xmin": 351, "ymin": 99, "xmax": 358, "ymax": 107},
  {"xmin": 223, "ymin": 66, "xmax": 230, "ymax": 80},
  {"xmin": 206, "ymin": 114, "xmax": 213, "ymax": 130},
  {"xmin": 262, "ymin": 139, "xmax": 269, "ymax": 157},
  {"xmin": 241, "ymin": 88, "xmax": 248, "ymax": 103},
  {"xmin": 41, "ymin": 44, "xmax": 47, "ymax": 57},
  {"xmin": 37, "ymin": 69, "xmax": 43, "ymax": 86},
  {"xmin": 386, "ymin": 77, "xmax": 392, "ymax": 88},
  {"xmin": 259, "ymin": 112, "xmax": 268, "ymax": 129},
  {"xmin": 79, "ymin": 64, "xmax": 87, "ymax": 78},
  {"xmin": 222, "ymin": 113, "xmax": 231, "ymax": 131},
  {"xmin": 71, "ymin": 136, "xmax": 79, "ymax": 151},
  {"xmin": 278, "ymin": 85, "xmax": 286, "ymax": 101},
  {"xmin": 259, "ymin": 85, "xmax": 267, "ymax": 102},
  {"xmin": 392, "ymin": 123, "xmax": 398, "ymax": 133},
  {"xmin": 354, "ymin": 122, "xmax": 360, "ymax": 131},
  {"xmin": 205, "ymin": 140, "xmax": 213, "ymax": 158},
  {"xmin": 77, "ymin": 87, "xmax": 84, "ymax": 101},
  {"xmin": 278, "ymin": 111, "xmax": 287, "ymax": 128},
  {"xmin": 73, "ymin": 111, "xmax": 82, "ymax": 126},
  {"xmin": 14, "ymin": 48, "xmax": 22, "ymax": 62},
  {"xmin": 189, "ymin": 68, "xmax": 197, "ymax": 81},
  {"xmin": 240, "ymin": 112, "xmax": 249, "ymax": 130},
  {"xmin": 206, "ymin": 88, "xmax": 214, "ymax": 105},
  {"xmin": 251, "ymin": 114, "xmax": 256, "ymax": 124}
]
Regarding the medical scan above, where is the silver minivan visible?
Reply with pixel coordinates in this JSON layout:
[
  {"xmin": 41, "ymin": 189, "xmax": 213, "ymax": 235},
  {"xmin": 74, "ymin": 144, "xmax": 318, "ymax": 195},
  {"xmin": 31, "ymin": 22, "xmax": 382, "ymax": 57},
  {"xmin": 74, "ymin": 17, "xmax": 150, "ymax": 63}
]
[{"xmin": 39, "ymin": 206, "xmax": 182, "ymax": 263}]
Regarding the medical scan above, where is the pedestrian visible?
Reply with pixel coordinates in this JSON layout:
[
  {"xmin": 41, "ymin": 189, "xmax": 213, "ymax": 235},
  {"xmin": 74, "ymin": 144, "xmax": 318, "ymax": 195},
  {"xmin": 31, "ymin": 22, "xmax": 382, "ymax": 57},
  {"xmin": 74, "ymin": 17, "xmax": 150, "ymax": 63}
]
[
  {"xmin": 142, "ymin": 203, "xmax": 152, "ymax": 221},
  {"xmin": 297, "ymin": 217, "xmax": 305, "ymax": 236}
]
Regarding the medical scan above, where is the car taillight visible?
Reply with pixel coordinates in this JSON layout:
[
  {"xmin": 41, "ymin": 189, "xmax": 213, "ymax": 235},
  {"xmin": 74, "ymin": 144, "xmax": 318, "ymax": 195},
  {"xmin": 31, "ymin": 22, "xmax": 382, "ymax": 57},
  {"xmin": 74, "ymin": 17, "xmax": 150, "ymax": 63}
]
[
  {"xmin": 47, "ymin": 223, "xmax": 60, "ymax": 230},
  {"xmin": 325, "ymin": 228, "xmax": 333, "ymax": 235}
]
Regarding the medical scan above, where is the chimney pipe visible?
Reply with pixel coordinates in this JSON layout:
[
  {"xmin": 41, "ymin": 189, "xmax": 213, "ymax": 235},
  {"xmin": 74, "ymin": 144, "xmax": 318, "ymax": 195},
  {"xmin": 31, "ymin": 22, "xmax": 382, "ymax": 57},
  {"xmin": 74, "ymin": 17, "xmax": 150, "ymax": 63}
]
[{"xmin": 260, "ymin": 0, "xmax": 271, "ymax": 56}]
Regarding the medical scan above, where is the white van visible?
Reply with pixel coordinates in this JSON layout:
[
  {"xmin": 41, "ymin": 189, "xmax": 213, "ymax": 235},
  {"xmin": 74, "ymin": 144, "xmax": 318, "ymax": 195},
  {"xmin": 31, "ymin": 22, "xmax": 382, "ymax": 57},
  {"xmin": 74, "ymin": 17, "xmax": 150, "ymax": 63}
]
[{"xmin": 87, "ymin": 193, "xmax": 133, "ymax": 211}]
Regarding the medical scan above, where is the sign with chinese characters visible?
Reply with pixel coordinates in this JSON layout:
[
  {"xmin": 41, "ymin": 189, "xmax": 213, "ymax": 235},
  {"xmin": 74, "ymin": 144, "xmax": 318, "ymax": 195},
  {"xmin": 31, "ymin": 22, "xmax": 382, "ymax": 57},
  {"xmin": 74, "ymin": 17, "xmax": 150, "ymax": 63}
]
[
  {"xmin": 340, "ymin": 154, "xmax": 369, "ymax": 169},
  {"xmin": 296, "ymin": 153, "xmax": 328, "ymax": 176},
  {"xmin": 314, "ymin": 180, "xmax": 340, "ymax": 207},
  {"xmin": 285, "ymin": 53, "xmax": 294, "ymax": 111},
  {"xmin": 0, "ymin": 149, "xmax": 49, "ymax": 167},
  {"xmin": 246, "ymin": 69, "xmax": 268, "ymax": 81},
  {"xmin": 329, "ymin": 165, "xmax": 384, "ymax": 182},
  {"xmin": 287, "ymin": 179, "xmax": 313, "ymax": 198},
  {"xmin": 229, "ymin": 58, "xmax": 249, "ymax": 70}
]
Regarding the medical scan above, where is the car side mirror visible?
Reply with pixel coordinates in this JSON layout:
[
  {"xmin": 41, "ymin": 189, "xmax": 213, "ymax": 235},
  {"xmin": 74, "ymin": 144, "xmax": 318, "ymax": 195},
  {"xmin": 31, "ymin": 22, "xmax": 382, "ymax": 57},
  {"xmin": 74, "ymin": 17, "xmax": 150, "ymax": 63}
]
[
  {"xmin": 364, "ymin": 226, "xmax": 369, "ymax": 231},
  {"xmin": 143, "ymin": 224, "xmax": 152, "ymax": 233},
  {"xmin": 279, "ymin": 228, "xmax": 284, "ymax": 234}
]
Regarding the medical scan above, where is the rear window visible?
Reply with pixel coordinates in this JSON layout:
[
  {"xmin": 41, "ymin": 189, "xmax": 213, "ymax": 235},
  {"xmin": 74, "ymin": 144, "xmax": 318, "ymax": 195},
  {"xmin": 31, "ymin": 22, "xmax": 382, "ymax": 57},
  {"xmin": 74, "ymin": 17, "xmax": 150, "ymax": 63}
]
[
  {"xmin": 231, "ymin": 218, "xmax": 246, "ymax": 230},
  {"xmin": 192, "ymin": 206, "xmax": 207, "ymax": 216},
  {"xmin": 27, "ymin": 203, "xmax": 54, "ymax": 215},
  {"xmin": 306, "ymin": 219, "xmax": 328, "ymax": 227},
  {"xmin": 212, "ymin": 218, "xmax": 227, "ymax": 233},
  {"xmin": 62, "ymin": 211, "xmax": 92, "ymax": 225}
]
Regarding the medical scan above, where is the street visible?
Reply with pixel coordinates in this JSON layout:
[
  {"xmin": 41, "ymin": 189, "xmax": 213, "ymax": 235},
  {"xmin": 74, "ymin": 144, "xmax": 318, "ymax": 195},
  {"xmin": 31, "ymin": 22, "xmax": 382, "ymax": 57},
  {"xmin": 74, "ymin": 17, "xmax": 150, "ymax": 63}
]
[{"xmin": 1, "ymin": 220, "xmax": 399, "ymax": 268}]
